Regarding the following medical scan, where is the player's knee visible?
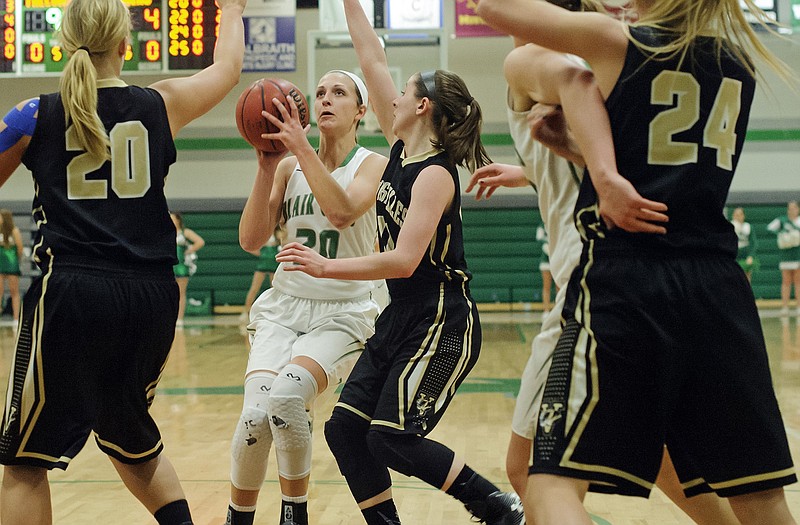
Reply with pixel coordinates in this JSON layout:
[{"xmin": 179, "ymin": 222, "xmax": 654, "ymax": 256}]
[
  {"xmin": 268, "ymin": 395, "xmax": 310, "ymax": 448},
  {"xmin": 268, "ymin": 391, "xmax": 314, "ymax": 480},
  {"xmin": 232, "ymin": 405, "xmax": 272, "ymax": 457},
  {"xmin": 230, "ymin": 405, "xmax": 273, "ymax": 491},
  {"xmin": 365, "ymin": 428, "xmax": 416, "ymax": 477},
  {"xmin": 240, "ymin": 403, "xmax": 270, "ymax": 429},
  {"xmin": 325, "ymin": 409, "xmax": 369, "ymax": 471},
  {"xmin": 270, "ymin": 363, "xmax": 318, "ymax": 404},
  {"xmin": 268, "ymin": 364, "xmax": 318, "ymax": 449}
]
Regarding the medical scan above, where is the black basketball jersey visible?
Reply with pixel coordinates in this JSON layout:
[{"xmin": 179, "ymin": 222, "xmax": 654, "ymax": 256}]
[
  {"xmin": 575, "ymin": 26, "xmax": 755, "ymax": 257},
  {"xmin": 376, "ymin": 141, "xmax": 471, "ymax": 299},
  {"xmin": 22, "ymin": 80, "xmax": 178, "ymax": 269}
]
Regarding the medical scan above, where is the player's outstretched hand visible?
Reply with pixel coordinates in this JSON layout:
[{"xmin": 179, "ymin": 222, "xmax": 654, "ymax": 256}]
[
  {"xmin": 467, "ymin": 163, "xmax": 528, "ymax": 200},
  {"xmin": 595, "ymin": 173, "xmax": 669, "ymax": 234},
  {"xmin": 276, "ymin": 242, "xmax": 328, "ymax": 277},
  {"xmin": 261, "ymin": 96, "xmax": 312, "ymax": 155}
]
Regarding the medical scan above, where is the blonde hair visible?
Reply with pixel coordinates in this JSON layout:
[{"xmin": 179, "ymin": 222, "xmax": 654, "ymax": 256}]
[
  {"xmin": 630, "ymin": 0, "xmax": 794, "ymax": 83},
  {"xmin": 56, "ymin": 0, "xmax": 131, "ymax": 161},
  {"xmin": 0, "ymin": 209, "xmax": 15, "ymax": 249}
]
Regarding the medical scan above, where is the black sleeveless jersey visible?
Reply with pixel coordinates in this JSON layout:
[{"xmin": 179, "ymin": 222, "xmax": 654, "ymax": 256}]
[
  {"xmin": 376, "ymin": 141, "xmax": 472, "ymax": 299},
  {"xmin": 22, "ymin": 82, "xmax": 177, "ymax": 269},
  {"xmin": 574, "ymin": 26, "xmax": 755, "ymax": 257}
]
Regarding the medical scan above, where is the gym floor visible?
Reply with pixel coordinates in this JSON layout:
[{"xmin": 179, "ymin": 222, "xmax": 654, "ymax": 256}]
[{"xmin": 1, "ymin": 309, "xmax": 799, "ymax": 524}]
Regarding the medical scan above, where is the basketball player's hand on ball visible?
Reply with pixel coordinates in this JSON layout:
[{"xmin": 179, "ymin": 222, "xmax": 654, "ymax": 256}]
[
  {"xmin": 594, "ymin": 173, "xmax": 669, "ymax": 234},
  {"xmin": 467, "ymin": 163, "xmax": 528, "ymax": 200},
  {"xmin": 276, "ymin": 242, "xmax": 327, "ymax": 277},
  {"xmin": 255, "ymin": 149, "xmax": 283, "ymax": 177},
  {"xmin": 261, "ymin": 96, "xmax": 312, "ymax": 156}
]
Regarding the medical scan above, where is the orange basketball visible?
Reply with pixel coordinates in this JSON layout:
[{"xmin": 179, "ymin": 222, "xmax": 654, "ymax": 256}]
[{"xmin": 235, "ymin": 78, "xmax": 310, "ymax": 153}]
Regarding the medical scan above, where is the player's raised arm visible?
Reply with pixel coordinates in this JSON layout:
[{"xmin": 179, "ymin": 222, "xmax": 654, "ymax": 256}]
[
  {"xmin": 151, "ymin": 0, "xmax": 247, "ymax": 136},
  {"xmin": 343, "ymin": 0, "xmax": 399, "ymax": 145}
]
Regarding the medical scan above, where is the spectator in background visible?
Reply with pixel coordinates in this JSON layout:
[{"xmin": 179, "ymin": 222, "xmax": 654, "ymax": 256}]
[
  {"xmin": 171, "ymin": 211, "xmax": 205, "ymax": 327},
  {"xmin": 0, "ymin": 209, "xmax": 23, "ymax": 324},
  {"xmin": 731, "ymin": 207, "xmax": 759, "ymax": 284},
  {"xmin": 768, "ymin": 200, "xmax": 800, "ymax": 316}
]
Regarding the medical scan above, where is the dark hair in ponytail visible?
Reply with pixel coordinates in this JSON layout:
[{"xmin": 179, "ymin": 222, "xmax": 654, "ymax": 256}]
[{"xmin": 415, "ymin": 70, "xmax": 491, "ymax": 172}]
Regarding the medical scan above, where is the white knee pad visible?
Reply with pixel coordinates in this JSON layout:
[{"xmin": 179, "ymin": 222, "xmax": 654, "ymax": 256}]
[
  {"xmin": 269, "ymin": 364, "xmax": 318, "ymax": 480},
  {"xmin": 230, "ymin": 374, "xmax": 275, "ymax": 491}
]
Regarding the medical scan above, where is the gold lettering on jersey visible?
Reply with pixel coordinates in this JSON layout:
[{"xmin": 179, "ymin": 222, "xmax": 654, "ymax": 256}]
[
  {"xmin": 377, "ymin": 216, "xmax": 396, "ymax": 251},
  {"xmin": 376, "ymin": 180, "xmax": 407, "ymax": 227}
]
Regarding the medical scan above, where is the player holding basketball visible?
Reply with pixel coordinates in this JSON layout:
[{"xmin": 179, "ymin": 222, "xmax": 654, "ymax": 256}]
[
  {"xmin": 0, "ymin": 0, "xmax": 245, "ymax": 523},
  {"xmin": 226, "ymin": 70, "xmax": 387, "ymax": 525},
  {"xmin": 477, "ymin": 0, "xmax": 797, "ymax": 523},
  {"xmin": 272, "ymin": 1, "xmax": 523, "ymax": 524}
]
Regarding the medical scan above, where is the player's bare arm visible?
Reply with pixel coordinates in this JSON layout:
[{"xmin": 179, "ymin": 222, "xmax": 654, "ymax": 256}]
[
  {"xmin": 0, "ymin": 98, "xmax": 38, "ymax": 186},
  {"xmin": 278, "ymin": 164, "xmax": 454, "ymax": 280},
  {"xmin": 501, "ymin": 36, "xmax": 669, "ymax": 233},
  {"xmin": 151, "ymin": 0, "xmax": 246, "ymax": 137},
  {"xmin": 239, "ymin": 152, "xmax": 291, "ymax": 254},
  {"xmin": 262, "ymin": 95, "xmax": 388, "ymax": 228},
  {"xmin": 343, "ymin": 0, "xmax": 399, "ymax": 145}
]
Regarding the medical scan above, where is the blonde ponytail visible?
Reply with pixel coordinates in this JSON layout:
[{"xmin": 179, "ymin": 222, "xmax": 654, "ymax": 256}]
[
  {"xmin": 56, "ymin": 0, "xmax": 131, "ymax": 161},
  {"xmin": 60, "ymin": 47, "xmax": 108, "ymax": 160}
]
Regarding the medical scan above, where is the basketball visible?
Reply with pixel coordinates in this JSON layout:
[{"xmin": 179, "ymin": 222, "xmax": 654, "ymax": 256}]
[{"xmin": 235, "ymin": 78, "xmax": 310, "ymax": 153}]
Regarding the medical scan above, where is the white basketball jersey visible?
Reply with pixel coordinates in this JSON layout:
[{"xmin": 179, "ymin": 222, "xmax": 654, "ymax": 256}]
[
  {"xmin": 508, "ymin": 105, "xmax": 581, "ymax": 289},
  {"xmin": 272, "ymin": 146, "xmax": 377, "ymax": 300}
]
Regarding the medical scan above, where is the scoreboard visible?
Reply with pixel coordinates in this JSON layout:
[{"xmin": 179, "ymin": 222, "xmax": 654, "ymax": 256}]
[
  {"xmin": 167, "ymin": 0, "xmax": 219, "ymax": 70},
  {"xmin": 0, "ymin": 0, "xmax": 222, "ymax": 74},
  {"xmin": 2, "ymin": 0, "xmax": 14, "ymax": 72}
]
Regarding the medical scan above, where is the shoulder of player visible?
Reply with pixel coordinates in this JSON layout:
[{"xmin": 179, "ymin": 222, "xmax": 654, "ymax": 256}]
[
  {"xmin": 415, "ymin": 163, "xmax": 455, "ymax": 191},
  {"xmin": 355, "ymin": 151, "xmax": 388, "ymax": 177}
]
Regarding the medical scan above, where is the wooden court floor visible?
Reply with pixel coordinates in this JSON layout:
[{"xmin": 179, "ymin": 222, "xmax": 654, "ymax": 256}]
[{"xmin": 1, "ymin": 310, "xmax": 800, "ymax": 524}]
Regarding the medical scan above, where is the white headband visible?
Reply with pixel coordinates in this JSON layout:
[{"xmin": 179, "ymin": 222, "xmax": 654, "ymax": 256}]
[{"xmin": 327, "ymin": 70, "xmax": 369, "ymax": 108}]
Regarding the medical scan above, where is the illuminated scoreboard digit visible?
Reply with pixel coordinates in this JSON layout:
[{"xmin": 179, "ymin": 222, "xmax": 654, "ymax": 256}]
[
  {"xmin": 0, "ymin": 0, "xmax": 15, "ymax": 73},
  {"xmin": 168, "ymin": 0, "xmax": 219, "ymax": 70},
  {"xmin": 20, "ymin": 0, "xmax": 163, "ymax": 73}
]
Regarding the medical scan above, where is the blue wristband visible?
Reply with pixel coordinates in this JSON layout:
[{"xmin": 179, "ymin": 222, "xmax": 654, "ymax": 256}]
[{"xmin": 0, "ymin": 98, "xmax": 39, "ymax": 153}]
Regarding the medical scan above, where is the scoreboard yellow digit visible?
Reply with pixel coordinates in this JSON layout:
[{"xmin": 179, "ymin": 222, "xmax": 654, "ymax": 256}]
[
  {"xmin": 167, "ymin": 0, "xmax": 219, "ymax": 70},
  {"xmin": 1, "ymin": 0, "xmax": 15, "ymax": 72},
  {"xmin": 0, "ymin": 0, "xmax": 221, "ymax": 75}
]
